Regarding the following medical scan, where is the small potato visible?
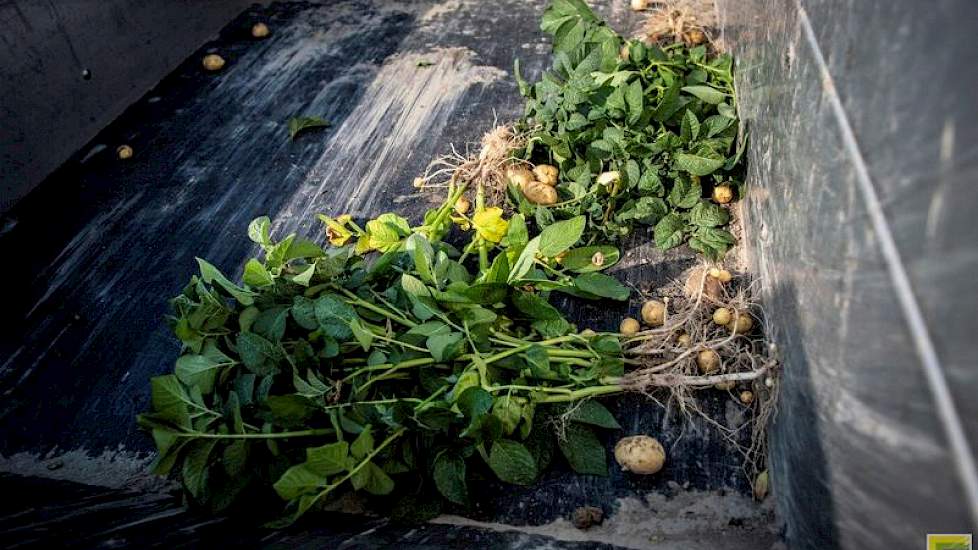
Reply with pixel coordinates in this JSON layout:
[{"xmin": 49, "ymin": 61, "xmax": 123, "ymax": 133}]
[
  {"xmin": 676, "ymin": 332, "xmax": 691, "ymax": 347},
  {"xmin": 454, "ymin": 196, "xmax": 471, "ymax": 214},
  {"xmin": 619, "ymin": 317, "xmax": 640, "ymax": 336},
  {"xmin": 523, "ymin": 181, "xmax": 558, "ymax": 205},
  {"xmin": 202, "ymin": 54, "xmax": 225, "ymax": 71},
  {"xmin": 713, "ymin": 184, "xmax": 734, "ymax": 204},
  {"xmin": 754, "ymin": 470, "xmax": 769, "ymax": 501},
  {"xmin": 506, "ymin": 166, "xmax": 534, "ymax": 190},
  {"xmin": 251, "ymin": 22, "xmax": 270, "ymax": 38},
  {"xmin": 686, "ymin": 29, "xmax": 707, "ymax": 46},
  {"xmin": 614, "ymin": 435, "xmax": 665, "ymax": 474},
  {"xmin": 116, "ymin": 145, "xmax": 133, "ymax": 160},
  {"xmin": 713, "ymin": 307, "xmax": 732, "ymax": 326},
  {"xmin": 640, "ymin": 300, "xmax": 665, "ymax": 326},
  {"xmin": 533, "ymin": 164, "xmax": 559, "ymax": 186},
  {"xmin": 630, "ymin": 0, "xmax": 649, "ymax": 11},
  {"xmin": 596, "ymin": 171, "xmax": 620, "ymax": 187},
  {"xmin": 413, "ymin": 176, "xmax": 426, "ymax": 188},
  {"xmin": 714, "ymin": 380, "xmax": 735, "ymax": 391},
  {"xmin": 697, "ymin": 349, "xmax": 720, "ymax": 374},
  {"xmin": 740, "ymin": 390, "xmax": 755, "ymax": 405},
  {"xmin": 728, "ymin": 313, "xmax": 754, "ymax": 334}
]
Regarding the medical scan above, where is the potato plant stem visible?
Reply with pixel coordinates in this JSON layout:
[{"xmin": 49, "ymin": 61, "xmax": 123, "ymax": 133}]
[
  {"xmin": 173, "ymin": 428, "xmax": 333, "ymax": 440},
  {"xmin": 532, "ymin": 384, "xmax": 623, "ymax": 403}
]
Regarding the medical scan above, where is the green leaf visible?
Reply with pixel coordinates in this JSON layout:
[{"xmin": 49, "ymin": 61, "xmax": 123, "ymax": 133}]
[
  {"xmin": 307, "ymin": 441, "xmax": 350, "ymax": 475},
  {"xmin": 426, "ymin": 331, "xmax": 464, "ymax": 362},
  {"xmin": 718, "ymin": 102, "xmax": 737, "ymax": 119},
  {"xmin": 689, "ymin": 226, "xmax": 736, "ymax": 259},
  {"xmin": 675, "ymin": 150, "xmax": 725, "ymax": 176},
  {"xmin": 174, "ymin": 342, "xmax": 234, "ymax": 394},
  {"xmin": 512, "ymin": 290, "xmax": 562, "ymax": 320},
  {"xmin": 508, "ymin": 235, "xmax": 540, "ymax": 283},
  {"xmin": 350, "ymin": 427, "xmax": 375, "ymax": 460},
  {"xmin": 291, "ymin": 296, "xmax": 318, "ymax": 330},
  {"xmin": 248, "ymin": 216, "xmax": 271, "ymax": 247},
  {"xmin": 196, "ymin": 258, "xmax": 256, "ymax": 305},
  {"xmin": 538, "ymin": 216, "xmax": 586, "ymax": 257},
  {"xmin": 253, "ymin": 306, "xmax": 288, "ymax": 342},
  {"xmin": 243, "ymin": 259, "xmax": 274, "ymax": 287},
  {"xmin": 654, "ymin": 213, "xmax": 686, "ymax": 250},
  {"xmin": 680, "ymin": 109, "xmax": 700, "ymax": 142},
  {"xmin": 492, "ymin": 395, "xmax": 524, "ymax": 436},
  {"xmin": 457, "ymin": 387, "xmax": 493, "ymax": 420},
  {"xmin": 625, "ymin": 79, "xmax": 643, "ymax": 123},
  {"xmin": 223, "ymin": 439, "xmax": 248, "ymax": 477},
  {"xmin": 350, "ymin": 319, "xmax": 374, "ymax": 351},
  {"xmin": 351, "ymin": 461, "xmax": 394, "ymax": 495},
  {"xmin": 681, "ymin": 85, "xmax": 727, "ymax": 104},
  {"xmin": 689, "ymin": 200, "xmax": 730, "ymax": 227},
  {"xmin": 462, "ymin": 283, "xmax": 508, "ymax": 305},
  {"xmin": 558, "ymin": 424, "xmax": 607, "ymax": 475},
  {"xmin": 488, "ymin": 439, "xmax": 538, "ymax": 485},
  {"xmin": 433, "ymin": 452, "xmax": 468, "ymax": 505},
  {"xmin": 182, "ymin": 439, "xmax": 218, "ymax": 499},
  {"xmin": 667, "ymin": 176, "xmax": 702, "ymax": 209},
  {"xmin": 288, "ymin": 116, "xmax": 330, "ymax": 140},
  {"xmin": 559, "ymin": 246, "xmax": 620, "ymax": 273},
  {"xmin": 236, "ymin": 332, "xmax": 281, "ymax": 376},
  {"xmin": 273, "ymin": 464, "xmax": 327, "ymax": 500},
  {"xmin": 573, "ymin": 272, "xmax": 629, "ymax": 301},
  {"xmin": 565, "ymin": 400, "xmax": 620, "ymax": 429},
  {"xmin": 292, "ymin": 264, "xmax": 316, "ymax": 287},
  {"xmin": 314, "ymin": 294, "xmax": 357, "ymax": 340},
  {"xmin": 149, "ymin": 375, "xmax": 192, "ymax": 429}
]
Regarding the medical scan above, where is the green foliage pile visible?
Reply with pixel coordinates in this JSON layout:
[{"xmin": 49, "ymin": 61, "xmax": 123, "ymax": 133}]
[
  {"xmin": 512, "ymin": 0, "xmax": 745, "ymax": 258},
  {"xmin": 140, "ymin": 185, "xmax": 634, "ymax": 525}
]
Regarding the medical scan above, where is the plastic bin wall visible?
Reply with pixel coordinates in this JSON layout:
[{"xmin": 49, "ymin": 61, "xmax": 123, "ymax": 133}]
[
  {"xmin": 715, "ymin": 0, "xmax": 978, "ymax": 548},
  {"xmin": 0, "ymin": 0, "xmax": 255, "ymax": 212}
]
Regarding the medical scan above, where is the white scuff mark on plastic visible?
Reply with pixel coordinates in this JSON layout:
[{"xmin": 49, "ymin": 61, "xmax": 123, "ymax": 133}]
[
  {"xmin": 420, "ymin": 0, "xmax": 461, "ymax": 22},
  {"xmin": 925, "ymin": 119, "xmax": 954, "ymax": 242},
  {"xmin": 832, "ymin": 393, "xmax": 944, "ymax": 459},
  {"xmin": 272, "ymin": 47, "xmax": 505, "ymax": 231},
  {"xmin": 0, "ymin": 447, "xmax": 167, "ymax": 491}
]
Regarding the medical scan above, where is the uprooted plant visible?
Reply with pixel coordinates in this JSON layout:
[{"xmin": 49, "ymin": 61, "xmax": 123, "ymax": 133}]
[
  {"xmin": 495, "ymin": 0, "xmax": 746, "ymax": 259},
  {"xmin": 139, "ymin": 181, "xmax": 777, "ymax": 525}
]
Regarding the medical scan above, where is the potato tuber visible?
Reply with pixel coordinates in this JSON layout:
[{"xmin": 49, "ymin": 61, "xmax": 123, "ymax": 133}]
[
  {"xmin": 713, "ymin": 307, "xmax": 732, "ymax": 326},
  {"xmin": 116, "ymin": 145, "xmax": 133, "ymax": 160},
  {"xmin": 697, "ymin": 349, "xmax": 720, "ymax": 374},
  {"xmin": 533, "ymin": 164, "xmax": 558, "ymax": 186},
  {"xmin": 614, "ymin": 435, "xmax": 665, "ymax": 474},
  {"xmin": 713, "ymin": 184, "xmax": 734, "ymax": 204},
  {"xmin": 202, "ymin": 54, "xmax": 226, "ymax": 71},
  {"xmin": 619, "ymin": 317, "xmax": 640, "ymax": 336},
  {"xmin": 522, "ymin": 181, "xmax": 558, "ymax": 205},
  {"xmin": 505, "ymin": 166, "xmax": 534, "ymax": 190},
  {"xmin": 640, "ymin": 300, "xmax": 665, "ymax": 326},
  {"xmin": 251, "ymin": 22, "xmax": 270, "ymax": 38}
]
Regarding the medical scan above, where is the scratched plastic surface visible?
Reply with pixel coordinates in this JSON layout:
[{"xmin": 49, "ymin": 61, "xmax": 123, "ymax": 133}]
[
  {"xmin": 717, "ymin": 0, "xmax": 978, "ymax": 548},
  {"xmin": 0, "ymin": 1, "xmax": 774, "ymax": 546}
]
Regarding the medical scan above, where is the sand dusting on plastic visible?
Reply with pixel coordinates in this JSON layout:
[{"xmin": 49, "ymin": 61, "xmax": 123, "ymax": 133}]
[{"xmin": 432, "ymin": 489, "xmax": 780, "ymax": 549}]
